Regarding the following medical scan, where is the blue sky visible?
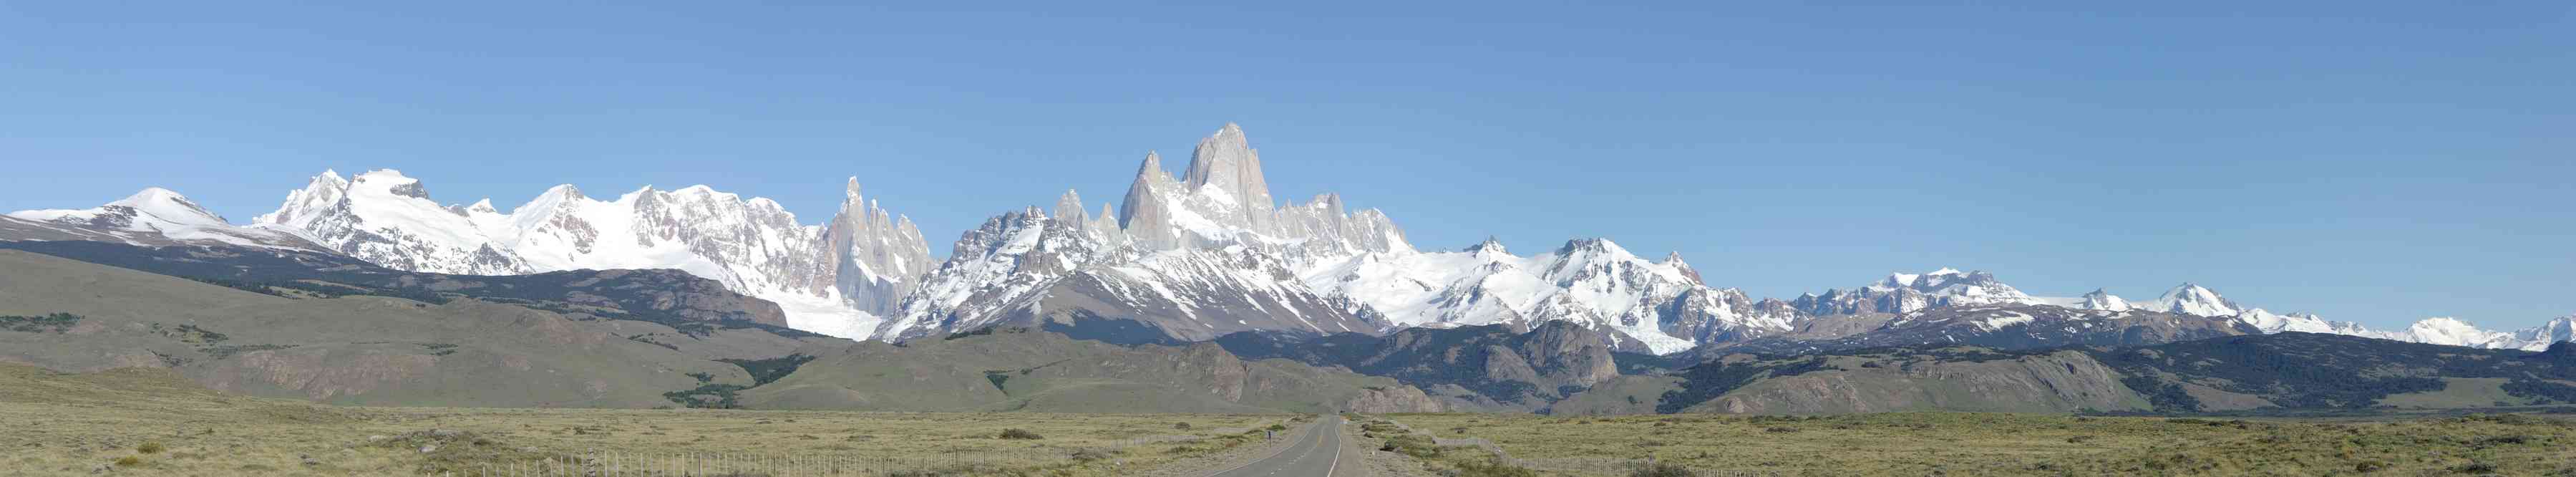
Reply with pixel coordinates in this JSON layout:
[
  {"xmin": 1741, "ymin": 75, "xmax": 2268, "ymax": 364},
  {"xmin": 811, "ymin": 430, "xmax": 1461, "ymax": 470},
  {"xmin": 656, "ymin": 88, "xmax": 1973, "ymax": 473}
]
[{"xmin": 3, "ymin": 2, "xmax": 2569, "ymax": 329}]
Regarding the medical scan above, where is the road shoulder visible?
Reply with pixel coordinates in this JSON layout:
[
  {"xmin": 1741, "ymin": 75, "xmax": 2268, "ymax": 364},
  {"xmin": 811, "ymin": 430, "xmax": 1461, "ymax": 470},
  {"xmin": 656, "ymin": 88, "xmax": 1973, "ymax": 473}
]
[
  {"xmin": 1132, "ymin": 417, "xmax": 1314, "ymax": 477},
  {"xmin": 1343, "ymin": 415, "xmax": 1438, "ymax": 476}
]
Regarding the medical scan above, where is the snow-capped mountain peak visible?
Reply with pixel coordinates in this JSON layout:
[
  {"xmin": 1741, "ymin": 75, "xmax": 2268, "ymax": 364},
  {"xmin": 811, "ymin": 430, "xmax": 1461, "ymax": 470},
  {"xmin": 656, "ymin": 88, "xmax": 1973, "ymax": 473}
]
[
  {"xmin": 7, "ymin": 187, "xmax": 326, "ymax": 251},
  {"xmin": 235, "ymin": 169, "xmax": 935, "ymax": 338},
  {"xmin": 2235, "ymin": 308, "xmax": 2336, "ymax": 334},
  {"xmin": 2150, "ymin": 282, "xmax": 2241, "ymax": 317},
  {"xmin": 1794, "ymin": 268, "xmax": 2046, "ymax": 317},
  {"xmin": 1662, "ymin": 251, "xmax": 1703, "ymax": 286},
  {"xmin": 2077, "ymin": 288, "xmax": 2133, "ymax": 311}
]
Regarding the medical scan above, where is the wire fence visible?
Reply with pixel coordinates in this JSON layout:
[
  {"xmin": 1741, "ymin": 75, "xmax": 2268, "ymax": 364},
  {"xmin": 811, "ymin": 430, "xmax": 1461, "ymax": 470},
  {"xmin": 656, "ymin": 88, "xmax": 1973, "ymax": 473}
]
[{"xmin": 447, "ymin": 435, "xmax": 1248, "ymax": 476}]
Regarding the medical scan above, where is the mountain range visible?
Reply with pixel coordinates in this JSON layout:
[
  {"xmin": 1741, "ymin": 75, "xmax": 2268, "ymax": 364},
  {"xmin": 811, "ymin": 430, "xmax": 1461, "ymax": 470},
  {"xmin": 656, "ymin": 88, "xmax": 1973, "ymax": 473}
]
[{"xmin": 5, "ymin": 123, "xmax": 2569, "ymax": 356}]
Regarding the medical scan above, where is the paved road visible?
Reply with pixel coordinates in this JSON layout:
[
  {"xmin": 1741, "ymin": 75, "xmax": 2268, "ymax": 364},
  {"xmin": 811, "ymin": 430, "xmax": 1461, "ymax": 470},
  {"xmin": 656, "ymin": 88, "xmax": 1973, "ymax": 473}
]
[{"xmin": 1207, "ymin": 415, "xmax": 1347, "ymax": 477}]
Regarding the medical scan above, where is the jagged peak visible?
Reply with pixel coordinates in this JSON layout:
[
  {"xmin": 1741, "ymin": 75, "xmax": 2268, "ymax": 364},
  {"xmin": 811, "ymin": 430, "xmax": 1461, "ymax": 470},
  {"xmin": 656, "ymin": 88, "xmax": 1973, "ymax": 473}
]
[
  {"xmin": 1134, "ymin": 150, "xmax": 1165, "ymax": 180},
  {"xmin": 1052, "ymin": 189, "xmax": 1087, "ymax": 223},
  {"xmin": 1663, "ymin": 251, "xmax": 1704, "ymax": 285},
  {"xmin": 350, "ymin": 169, "xmax": 432, "ymax": 199},
  {"xmin": 843, "ymin": 176, "xmax": 863, "ymax": 199},
  {"xmin": 1553, "ymin": 237, "xmax": 1631, "ymax": 257},
  {"xmin": 1464, "ymin": 236, "xmax": 1508, "ymax": 254},
  {"xmin": 1182, "ymin": 122, "xmax": 1270, "ymax": 208}
]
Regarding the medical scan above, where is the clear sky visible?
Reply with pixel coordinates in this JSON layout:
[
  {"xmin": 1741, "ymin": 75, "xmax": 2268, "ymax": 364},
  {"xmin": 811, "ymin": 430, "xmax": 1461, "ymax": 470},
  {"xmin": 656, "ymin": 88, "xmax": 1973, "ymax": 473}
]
[{"xmin": 4, "ymin": 2, "xmax": 2569, "ymax": 329}]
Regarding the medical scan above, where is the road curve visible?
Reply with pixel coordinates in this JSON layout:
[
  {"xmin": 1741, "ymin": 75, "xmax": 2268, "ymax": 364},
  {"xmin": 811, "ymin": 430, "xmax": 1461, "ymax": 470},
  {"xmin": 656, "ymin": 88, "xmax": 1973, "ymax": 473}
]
[{"xmin": 1206, "ymin": 415, "xmax": 1346, "ymax": 477}]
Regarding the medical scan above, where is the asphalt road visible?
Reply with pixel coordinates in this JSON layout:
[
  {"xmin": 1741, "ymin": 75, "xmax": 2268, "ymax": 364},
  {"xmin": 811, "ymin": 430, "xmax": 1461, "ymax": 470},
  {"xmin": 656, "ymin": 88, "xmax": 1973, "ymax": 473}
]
[{"xmin": 1207, "ymin": 415, "xmax": 1346, "ymax": 477}]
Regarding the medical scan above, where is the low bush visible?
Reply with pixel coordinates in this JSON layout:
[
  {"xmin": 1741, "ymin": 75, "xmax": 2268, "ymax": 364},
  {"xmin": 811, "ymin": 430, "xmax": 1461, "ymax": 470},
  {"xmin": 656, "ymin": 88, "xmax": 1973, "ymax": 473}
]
[
  {"xmin": 998, "ymin": 428, "xmax": 1043, "ymax": 440},
  {"xmin": 1449, "ymin": 456, "xmax": 1539, "ymax": 477},
  {"xmin": 1069, "ymin": 448, "xmax": 1112, "ymax": 462},
  {"xmin": 1381, "ymin": 433, "xmax": 1442, "ymax": 458}
]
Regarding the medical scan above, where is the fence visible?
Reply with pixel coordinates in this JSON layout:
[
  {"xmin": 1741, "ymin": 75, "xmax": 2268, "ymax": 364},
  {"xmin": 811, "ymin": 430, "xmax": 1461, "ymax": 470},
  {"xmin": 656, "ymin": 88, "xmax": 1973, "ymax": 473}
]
[{"xmin": 449, "ymin": 435, "xmax": 1240, "ymax": 476}]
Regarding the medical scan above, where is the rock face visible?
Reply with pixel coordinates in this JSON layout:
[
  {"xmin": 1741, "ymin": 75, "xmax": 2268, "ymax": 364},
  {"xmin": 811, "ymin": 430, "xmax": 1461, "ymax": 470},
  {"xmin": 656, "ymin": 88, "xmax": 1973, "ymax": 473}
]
[
  {"xmin": 248, "ymin": 170, "xmax": 933, "ymax": 338},
  {"xmin": 1341, "ymin": 385, "xmax": 1449, "ymax": 413}
]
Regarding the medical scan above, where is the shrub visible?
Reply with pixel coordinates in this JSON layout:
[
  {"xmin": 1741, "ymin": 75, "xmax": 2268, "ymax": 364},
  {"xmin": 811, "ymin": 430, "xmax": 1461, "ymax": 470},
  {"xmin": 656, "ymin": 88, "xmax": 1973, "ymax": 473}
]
[
  {"xmin": 998, "ymin": 428, "xmax": 1043, "ymax": 440},
  {"xmin": 1173, "ymin": 422, "xmax": 1192, "ymax": 430},
  {"xmin": 1268, "ymin": 423, "xmax": 1288, "ymax": 431},
  {"xmin": 1069, "ymin": 448, "xmax": 1112, "ymax": 462},
  {"xmin": 113, "ymin": 456, "xmax": 142, "ymax": 468},
  {"xmin": 1452, "ymin": 456, "xmax": 1539, "ymax": 477},
  {"xmin": 1381, "ymin": 434, "xmax": 1441, "ymax": 458},
  {"xmin": 2066, "ymin": 435, "xmax": 2096, "ymax": 444},
  {"xmin": 1763, "ymin": 426, "xmax": 1799, "ymax": 433},
  {"xmin": 135, "ymin": 442, "xmax": 165, "ymax": 454}
]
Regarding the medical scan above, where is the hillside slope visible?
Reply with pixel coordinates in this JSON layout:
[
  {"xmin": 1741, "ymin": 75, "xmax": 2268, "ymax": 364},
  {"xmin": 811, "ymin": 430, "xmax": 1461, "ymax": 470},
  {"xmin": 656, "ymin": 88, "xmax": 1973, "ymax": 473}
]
[
  {"xmin": 742, "ymin": 327, "xmax": 1445, "ymax": 413},
  {"xmin": 0, "ymin": 250, "xmax": 760, "ymax": 408}
]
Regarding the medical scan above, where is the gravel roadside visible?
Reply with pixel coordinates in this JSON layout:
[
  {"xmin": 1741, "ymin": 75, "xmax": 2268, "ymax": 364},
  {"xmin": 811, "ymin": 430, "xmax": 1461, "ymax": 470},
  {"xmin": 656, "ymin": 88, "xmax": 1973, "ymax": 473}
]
[{"xmin": 1129, "ymin": 418, "xmax": 1313, "ymax": 477}]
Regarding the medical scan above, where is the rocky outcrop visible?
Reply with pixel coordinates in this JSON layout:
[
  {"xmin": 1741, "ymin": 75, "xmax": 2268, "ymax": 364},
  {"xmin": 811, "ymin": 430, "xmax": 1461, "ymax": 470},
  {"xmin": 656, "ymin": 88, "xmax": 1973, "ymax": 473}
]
[
  {"xmin": 1695, "ymin": 350, "xmax": 2149, "ymax": 415},
  {"xmin": 1342, "ymin": 385, "xmax": 1448, "ymax": 413}
]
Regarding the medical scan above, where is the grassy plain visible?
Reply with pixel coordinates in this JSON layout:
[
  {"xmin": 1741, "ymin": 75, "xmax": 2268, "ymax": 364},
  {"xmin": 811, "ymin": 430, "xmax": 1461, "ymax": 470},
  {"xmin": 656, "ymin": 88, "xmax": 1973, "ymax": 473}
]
[
  {"xmin": 0, "ymin": 363, "xmax": 1293, "ymax": 476},
  {"xmin": 1379, "ymin": 412, "xmax": 2576, "ymax": 476}
]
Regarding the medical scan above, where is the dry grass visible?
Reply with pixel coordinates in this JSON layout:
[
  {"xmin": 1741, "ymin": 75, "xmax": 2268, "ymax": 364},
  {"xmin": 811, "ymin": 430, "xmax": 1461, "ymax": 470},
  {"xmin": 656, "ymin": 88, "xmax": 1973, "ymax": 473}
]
[
  {"xmin": 1383, "ymin": 412, "xmax": 2576, "ymax": 476},
  {"xmin": 0, "ymin": 365, "xmax": 1292, "ymax": 476}
]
